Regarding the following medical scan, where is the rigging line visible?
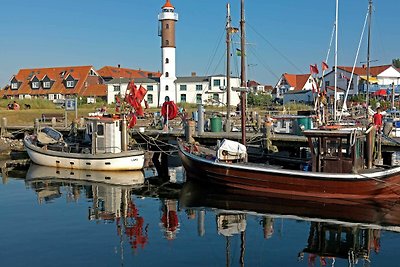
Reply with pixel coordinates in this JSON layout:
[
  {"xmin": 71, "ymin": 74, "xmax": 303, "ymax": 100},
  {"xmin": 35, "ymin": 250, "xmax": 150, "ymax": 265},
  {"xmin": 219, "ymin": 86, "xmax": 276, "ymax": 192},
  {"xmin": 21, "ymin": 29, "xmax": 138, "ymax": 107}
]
[
  {"xmin": 231, "ymin": 34, "xmax": 241, "ymax": 79},
  {"xmin": 204, "ymin": 26, "xmax": 226, "ymax": 77},
  {"xmin": 247, "ymin": 22, "xmax": 303, "ymax": 73},
  {"xmin": 212, "ymin": 50, "xmax": 227, "ymax": 76},
  {"xmin": 325, "ymin": 23, "xmax": 336, "ymax": 66},
  {"xmin": 247, "ymin": 46, "xmax": 280, "ymax": 80},
  {"xmin": 338, "ymin": 9, "xmax": 369, "ymax": 122}
]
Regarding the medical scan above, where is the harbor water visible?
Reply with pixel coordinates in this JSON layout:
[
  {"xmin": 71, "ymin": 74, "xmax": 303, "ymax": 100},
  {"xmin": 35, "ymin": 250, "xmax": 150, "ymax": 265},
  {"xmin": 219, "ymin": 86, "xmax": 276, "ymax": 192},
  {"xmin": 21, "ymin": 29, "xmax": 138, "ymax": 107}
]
[{"xmin": 1, "ymin": 165, "xmax": 400, "ymax": 267}]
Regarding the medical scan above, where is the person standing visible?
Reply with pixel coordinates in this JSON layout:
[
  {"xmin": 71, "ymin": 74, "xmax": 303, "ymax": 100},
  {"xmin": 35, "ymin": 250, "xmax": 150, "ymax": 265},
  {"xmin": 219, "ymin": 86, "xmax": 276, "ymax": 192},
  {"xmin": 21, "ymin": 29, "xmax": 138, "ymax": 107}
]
[{"xmin": 373, "ymin": 107, "xmax": 383, "ymax": 133}]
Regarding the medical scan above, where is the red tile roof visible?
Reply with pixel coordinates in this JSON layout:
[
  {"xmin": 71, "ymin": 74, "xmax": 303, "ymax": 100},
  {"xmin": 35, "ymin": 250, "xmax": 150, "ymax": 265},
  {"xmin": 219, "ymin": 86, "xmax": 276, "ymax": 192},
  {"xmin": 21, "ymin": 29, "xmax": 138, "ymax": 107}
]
[
  {"xmin": 283, "ymin": 73, "xmax": 310, "ymax": 90},
  {"xmin": 97, "ymin": 66, "xmax": 161, "ymax": 80},
  {"xmin": 5, "ymin": 66, "xmax": 102, "ymax": 97},
  {"xmin": 81, "ymin": 84, "xmax": 107, "ymax": 97},
  {"xmin": 337, "ymin": 65, "xmax": 392, "ymax": 76}
]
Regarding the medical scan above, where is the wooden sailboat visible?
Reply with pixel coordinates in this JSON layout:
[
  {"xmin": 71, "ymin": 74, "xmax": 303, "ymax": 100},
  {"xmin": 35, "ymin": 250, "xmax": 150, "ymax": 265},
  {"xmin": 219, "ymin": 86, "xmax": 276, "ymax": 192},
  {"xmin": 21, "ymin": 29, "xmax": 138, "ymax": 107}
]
[{"xmin": 178, "ymin": 0, "xmax": 400, "ymax": 200}]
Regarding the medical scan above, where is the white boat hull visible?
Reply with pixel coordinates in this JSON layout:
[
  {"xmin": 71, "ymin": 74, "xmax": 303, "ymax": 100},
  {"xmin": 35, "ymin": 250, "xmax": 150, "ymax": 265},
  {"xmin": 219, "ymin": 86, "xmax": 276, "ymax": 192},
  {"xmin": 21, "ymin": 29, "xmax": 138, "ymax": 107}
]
[{"xmin": 24, "ymin": 136, "xmax": 145, "ymax": 171}]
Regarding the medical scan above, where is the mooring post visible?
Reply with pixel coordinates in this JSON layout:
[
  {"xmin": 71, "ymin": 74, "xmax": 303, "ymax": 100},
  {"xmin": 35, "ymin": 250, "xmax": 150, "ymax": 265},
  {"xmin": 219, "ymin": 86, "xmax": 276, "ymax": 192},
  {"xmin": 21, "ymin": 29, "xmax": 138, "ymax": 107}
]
[
  {"xmin": 51, "ymin": 117, "xmax": 57, "ymax": 127},
  {"xmin": 1, "ymin": 117, "xmax": 7, "ymax": 137},
  {"xmin": 197, "ymin": 104, "xmax": 204, "ymax": 135},
  {"xmin": 185, "ymin": 119, "xmax": 196, "ymax": 143},
  {"xmin": 34, "ymin": 118, "xmax": 40, "ymax": 135}
]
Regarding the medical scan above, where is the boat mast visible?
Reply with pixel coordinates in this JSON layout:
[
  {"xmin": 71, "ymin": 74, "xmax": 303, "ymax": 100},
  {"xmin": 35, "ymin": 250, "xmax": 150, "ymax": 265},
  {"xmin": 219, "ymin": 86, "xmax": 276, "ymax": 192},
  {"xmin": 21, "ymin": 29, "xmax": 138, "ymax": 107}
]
[
  {"xmin": 366, "ymin": 0, "xmax": 373, "ymax": 118},
  {"xmin": 334, "ymin": 0, "xmax": 339, "ymax": 121},
  {"xmin": 226, "ymin": 3, "xmax": 232, "ymax": 133},
  {"xmin": 240, "ymin": 0, "xmax": 247, "ymax": 145}
]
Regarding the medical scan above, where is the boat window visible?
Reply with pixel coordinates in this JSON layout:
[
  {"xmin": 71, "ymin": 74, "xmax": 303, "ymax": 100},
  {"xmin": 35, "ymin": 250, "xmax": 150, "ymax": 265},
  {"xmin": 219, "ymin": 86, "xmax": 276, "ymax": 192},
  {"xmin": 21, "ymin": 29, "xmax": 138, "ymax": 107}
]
[{"xmin": 97, "ymin": 124, "xmax": 104, "ymax": 136}]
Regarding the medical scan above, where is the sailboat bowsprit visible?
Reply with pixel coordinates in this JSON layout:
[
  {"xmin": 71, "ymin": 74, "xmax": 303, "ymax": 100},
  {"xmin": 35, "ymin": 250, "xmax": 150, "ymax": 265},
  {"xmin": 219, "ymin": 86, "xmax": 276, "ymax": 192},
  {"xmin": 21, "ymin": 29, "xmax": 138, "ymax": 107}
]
[{"xmin": 178, "ymin": 127, "xmax": 400, "ymax": 200}]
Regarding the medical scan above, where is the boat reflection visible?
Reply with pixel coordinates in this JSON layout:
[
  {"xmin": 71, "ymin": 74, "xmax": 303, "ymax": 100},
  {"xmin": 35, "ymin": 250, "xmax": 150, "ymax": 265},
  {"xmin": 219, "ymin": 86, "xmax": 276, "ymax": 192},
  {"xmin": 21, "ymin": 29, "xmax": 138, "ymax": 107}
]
[
  {"xmin": 180, "ymin": 180, "xmax": 400, "ymax": 265},
  {"xmin": 25, "ymin": 164, "xmax": 149, "ymax": 252}
]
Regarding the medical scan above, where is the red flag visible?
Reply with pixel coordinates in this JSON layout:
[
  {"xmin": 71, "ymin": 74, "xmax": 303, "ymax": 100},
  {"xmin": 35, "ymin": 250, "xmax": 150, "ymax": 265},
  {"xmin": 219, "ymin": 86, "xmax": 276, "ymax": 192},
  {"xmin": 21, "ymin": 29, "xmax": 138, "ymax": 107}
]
[
  {"xmin": 136, "ymin": 85, "xmax": 147, "ymax": 103},
  {"xmin": 310, "ymin": 64, "xmax": 319, "ymax": 75},
  {"xmin": 128, "ymin": 114, "xmax": 137, "ymax": 128},
  {"xmin": 135, "ymin": 104, "xmax": 144, "ymax": 117},
  {"xmin": 322, "ymin": 61, "xmax": 329, "ymax": 71}
]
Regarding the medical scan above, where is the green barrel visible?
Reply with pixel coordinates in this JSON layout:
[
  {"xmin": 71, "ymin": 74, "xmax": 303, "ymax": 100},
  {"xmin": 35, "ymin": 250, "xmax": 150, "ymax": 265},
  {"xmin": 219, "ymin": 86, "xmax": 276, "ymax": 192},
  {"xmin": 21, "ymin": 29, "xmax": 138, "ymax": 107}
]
[
  {"xmin": 210, "ymin": 116, "xmax": 222, "ymax": 132},
  {"xmin": 296, "ymin": 117, "xmax": 312, "ymax": 135}
]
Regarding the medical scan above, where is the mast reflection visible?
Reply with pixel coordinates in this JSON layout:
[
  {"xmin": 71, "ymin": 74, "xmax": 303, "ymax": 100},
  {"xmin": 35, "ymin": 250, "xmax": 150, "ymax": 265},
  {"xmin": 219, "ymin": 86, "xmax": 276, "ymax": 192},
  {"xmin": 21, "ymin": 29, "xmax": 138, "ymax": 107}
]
[{"xmin": 180, "ymin": 180, "xmax": 400, "ymax": 266}]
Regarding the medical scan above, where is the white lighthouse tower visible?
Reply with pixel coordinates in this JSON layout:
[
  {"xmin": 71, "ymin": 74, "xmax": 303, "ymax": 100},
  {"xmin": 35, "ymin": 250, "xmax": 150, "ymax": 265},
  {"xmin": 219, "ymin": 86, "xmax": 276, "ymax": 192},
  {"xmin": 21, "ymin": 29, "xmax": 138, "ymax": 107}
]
[{"xmin": 158, "ymin": 0, "xmax": 178, "ymax": 106}]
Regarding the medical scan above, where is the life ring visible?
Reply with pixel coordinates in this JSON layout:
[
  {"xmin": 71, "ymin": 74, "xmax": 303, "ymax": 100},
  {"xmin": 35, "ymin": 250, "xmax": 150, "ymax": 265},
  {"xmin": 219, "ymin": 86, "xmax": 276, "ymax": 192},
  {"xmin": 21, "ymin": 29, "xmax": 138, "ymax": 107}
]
[{"xmin": 161, "ymin": 101, "xmax": 178, "ymax": 120}]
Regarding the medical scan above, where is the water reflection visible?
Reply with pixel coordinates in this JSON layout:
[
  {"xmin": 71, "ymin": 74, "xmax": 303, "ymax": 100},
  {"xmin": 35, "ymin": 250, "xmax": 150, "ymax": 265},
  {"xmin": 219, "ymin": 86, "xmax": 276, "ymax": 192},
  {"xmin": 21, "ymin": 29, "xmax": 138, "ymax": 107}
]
[
  {"xmin": 180, "ymin": 180, "xmax": 400, "ymax": 266},
  {"xmin": 6, "ymin": 163, "xmax": 400, "ymax": 266}
]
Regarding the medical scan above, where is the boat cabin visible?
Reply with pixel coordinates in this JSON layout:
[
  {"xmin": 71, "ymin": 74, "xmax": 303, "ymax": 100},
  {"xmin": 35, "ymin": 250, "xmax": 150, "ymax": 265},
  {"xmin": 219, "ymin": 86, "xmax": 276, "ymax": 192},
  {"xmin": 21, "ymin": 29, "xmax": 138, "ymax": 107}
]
[
  {"xmin": 303, "ymin": 129, "xmax": 364, "ymax": 174},
  {"xmin": 85, "ymin": 116, "xmax": 126, "ymax": 154}
]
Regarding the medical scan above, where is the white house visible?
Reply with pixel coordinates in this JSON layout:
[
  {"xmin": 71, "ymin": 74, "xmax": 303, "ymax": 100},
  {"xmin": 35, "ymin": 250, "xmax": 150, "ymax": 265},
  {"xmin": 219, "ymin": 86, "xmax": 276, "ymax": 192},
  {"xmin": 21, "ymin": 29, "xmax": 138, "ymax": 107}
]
[
  {"xmin": 105, "ymin": 74, "xmax": 241, "ymax": 108},
  {"xmin": 322, "ymin": 65, "xmax": 400, "ymax": 96},
  {"xmin": 283, "ymin": 90, "xmax": 313, "ymax": 104},
  {"xmin": 274, "ymin": 73, "xmax": 314, "ymax": 99}
]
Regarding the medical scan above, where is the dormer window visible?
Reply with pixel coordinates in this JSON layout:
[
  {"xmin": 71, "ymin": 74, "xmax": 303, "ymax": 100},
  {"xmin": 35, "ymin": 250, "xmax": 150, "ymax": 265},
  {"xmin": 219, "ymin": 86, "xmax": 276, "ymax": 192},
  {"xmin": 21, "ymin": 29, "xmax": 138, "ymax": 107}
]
[
  {"xmin": 32, "ymin": 81, "xmax": 40, "ymax": 89},
  {"xmin": 66, "ymin": 81, "xmax": 75, "ymax": 88},
  {"xmin": 11, "ymin": 82, "xmax": 18, "ymax": 89},
  {"xmin": 43, "ymin": 81, "xmax": 51, "ymax": 89}
]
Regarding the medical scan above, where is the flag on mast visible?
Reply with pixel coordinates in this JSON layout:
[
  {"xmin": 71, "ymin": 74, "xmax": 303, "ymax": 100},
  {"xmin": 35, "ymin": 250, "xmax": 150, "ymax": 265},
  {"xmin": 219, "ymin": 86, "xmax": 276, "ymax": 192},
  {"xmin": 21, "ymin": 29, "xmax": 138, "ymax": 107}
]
[
  {"xmin": 322, "ymin": 61, "xmax": 329, "ymax": 71},
  {"xmin": 310, "ymin": 64, "xmax": 319, "ymax": 75}
]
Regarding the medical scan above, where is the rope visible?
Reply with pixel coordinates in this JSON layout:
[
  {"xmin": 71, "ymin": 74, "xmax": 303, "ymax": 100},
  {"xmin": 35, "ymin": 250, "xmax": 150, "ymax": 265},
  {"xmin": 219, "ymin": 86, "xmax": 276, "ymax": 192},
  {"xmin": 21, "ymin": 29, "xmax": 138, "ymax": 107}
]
[{"xmin": 135, "ymin": 130, "xmax": 178, "ymax": 156}]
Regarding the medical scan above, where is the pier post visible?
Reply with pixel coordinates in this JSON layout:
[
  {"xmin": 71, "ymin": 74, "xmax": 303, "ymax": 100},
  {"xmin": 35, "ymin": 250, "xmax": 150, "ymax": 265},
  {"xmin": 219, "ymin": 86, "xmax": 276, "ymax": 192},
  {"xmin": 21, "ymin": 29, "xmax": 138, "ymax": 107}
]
[
  {"xmin": 34, "ymin": 118, "xmax": 40, "ymax": 134},
  {"xmin": 185, "ymin": 119, "xmax": 196, "ymax": 143},
  {"xmin": 1, "ymin": 117, "xmax": 7, "ymax": 137},
  {"xmin": 51, "ymin": 117, "xmax": 57, "ymax": 127},
  {"xmin": 197, "ymin": 105, "xmax": 204, "ymax": 135},
  {"xmin": 121, "ymin": 115, "xmax": 128, "ymax": 152}
]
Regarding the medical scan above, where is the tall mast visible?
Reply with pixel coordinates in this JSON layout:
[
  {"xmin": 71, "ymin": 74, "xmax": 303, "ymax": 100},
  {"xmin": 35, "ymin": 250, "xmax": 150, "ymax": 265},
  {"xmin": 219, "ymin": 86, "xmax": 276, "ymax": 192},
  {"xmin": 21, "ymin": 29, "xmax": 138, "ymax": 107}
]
[
  {"xmin": 366, "ymin": 0, "xmax": 372, "ymax": 118},
  {"xmin": 240, "ymin": 0, "xmax": 247, "ymax": 146},
  {"xmin": 226, "ymin": 3, "xmax": 232, "ymax": 133},
  {"xmin": 334, "ymin": 0, "xmax": 339, "ymax": 121}
]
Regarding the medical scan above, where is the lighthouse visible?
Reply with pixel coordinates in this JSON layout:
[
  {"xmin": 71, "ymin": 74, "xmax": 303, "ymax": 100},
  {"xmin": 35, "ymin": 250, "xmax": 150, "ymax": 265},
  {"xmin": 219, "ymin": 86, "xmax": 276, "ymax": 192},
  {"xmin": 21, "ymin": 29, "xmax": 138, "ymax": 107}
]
[{"xmin": 158, "ymin": 0, "xmax": 178, "ymax": 106}]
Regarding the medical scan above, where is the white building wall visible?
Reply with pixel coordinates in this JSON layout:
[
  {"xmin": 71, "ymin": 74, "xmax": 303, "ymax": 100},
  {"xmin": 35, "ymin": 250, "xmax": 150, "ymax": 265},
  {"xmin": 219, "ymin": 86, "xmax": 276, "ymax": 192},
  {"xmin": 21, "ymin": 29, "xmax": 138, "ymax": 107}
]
[
  {"xmin": 323, "ymin": 70, "xmax": 358, "ymax": 95},
  {"xmin": 378, "ymin": 67, "xmax": 400, "ymax": 85},
  {"xmin": 159, "ymin": 47, "xmax": 177, "ymax": 105}
]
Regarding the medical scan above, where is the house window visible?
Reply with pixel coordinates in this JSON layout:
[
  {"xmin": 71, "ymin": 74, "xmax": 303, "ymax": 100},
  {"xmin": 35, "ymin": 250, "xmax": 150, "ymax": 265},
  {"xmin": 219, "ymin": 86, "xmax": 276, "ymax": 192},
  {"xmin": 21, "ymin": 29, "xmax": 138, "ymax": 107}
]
[
  {"xmin": 196, "ymin": 84, "xmax": 203, "ymax": 91},
  {"xmin": 11, "ymin": 83, "xmax": 18, "ymax": 89},
  {"xmin": 166, "ymin": 85, "xmax": 169, "ymax": 91},
  {"xmin": 196, "ymin": 94, "xmax": 202, "ymax": 104},
  {"xmin": 180, "ymin": 94, "xmax": 186, "ymax": 102},
  {"xmin": 180, "ymin": 85, "xmax": 187, "ymax": 91},
  {"xmin": 147, "ymin": 85, "xmax": 153, "ymax": 91},
  {"xmin": 32, "ymin": 82, "xmax": 40, "ymax": 89},
  {"xmin": 113, "ymin": 85, "xmax": 120, "ymax": 92},
  {"xmin": 166, "ymin": 24, "xmax": 169, "ymax": 29},
  {"xmin": 165, "ymin": 72, "xmax": 169, "ymax": 77},
  {"xmin": 165, "ymin": 58, "xmax": 169, "ymax": 64},
  {"xmin": 213, "ymin": 93, "xmax": 219, "ymax": 102},
  {"xmin": 66, "ymin": 81, "xmax": 75, "ymax": 88},
  {"xmin": 43, "ymin": 81, "xmax": 51, "ymax": 89},
  {"xmin": 213, "ymin": 79, "xmax": 221, "ymax": 86},
  {"xmin": 147, "ymin": 94, "xmax": 153, "ymax": 104}
]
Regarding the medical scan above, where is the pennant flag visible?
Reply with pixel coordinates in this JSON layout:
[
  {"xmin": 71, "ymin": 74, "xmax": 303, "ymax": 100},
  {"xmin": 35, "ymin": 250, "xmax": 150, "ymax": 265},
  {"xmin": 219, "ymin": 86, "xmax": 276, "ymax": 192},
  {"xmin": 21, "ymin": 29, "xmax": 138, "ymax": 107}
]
[
  {"xmin": 236, "ymin": 48, "xmax": 242, "ymax": 56},
  {"xmin": 136, "ymin": 85, "xmax": 147, "ymax": 103},
  {"xmin": 322, "ymin": 61, "xmax": 329, "ymax": 71},
  {"xmin": 310, "ymin": 64, "xmax": 319, "ymax": 75}
]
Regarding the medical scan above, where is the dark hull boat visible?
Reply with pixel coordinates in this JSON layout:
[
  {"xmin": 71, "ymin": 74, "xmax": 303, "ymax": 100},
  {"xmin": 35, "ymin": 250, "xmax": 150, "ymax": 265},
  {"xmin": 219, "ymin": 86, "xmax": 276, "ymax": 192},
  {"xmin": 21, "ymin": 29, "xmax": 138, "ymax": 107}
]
[{"xmin": 178, "ymin": 128, "xmax": 400, "ymax": 200}]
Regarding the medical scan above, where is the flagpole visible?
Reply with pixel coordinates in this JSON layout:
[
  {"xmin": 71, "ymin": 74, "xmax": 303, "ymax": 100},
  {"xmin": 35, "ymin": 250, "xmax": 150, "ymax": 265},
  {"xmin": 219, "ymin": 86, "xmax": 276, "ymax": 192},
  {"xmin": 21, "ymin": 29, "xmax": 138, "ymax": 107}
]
[
  {"xmin": 240, "ymin": 0, "xmax": 247, "ymax": 147},
  {"xmin": 334, "ymin": 0, "xmax": 339, "ymax": 122},
  {"xmin": 366, "ymin": 0, "xmax": 372, "ymax": 119},
  {"xmin": 226, "ymin": 3, "xmax": 232, "ymax": 133}
]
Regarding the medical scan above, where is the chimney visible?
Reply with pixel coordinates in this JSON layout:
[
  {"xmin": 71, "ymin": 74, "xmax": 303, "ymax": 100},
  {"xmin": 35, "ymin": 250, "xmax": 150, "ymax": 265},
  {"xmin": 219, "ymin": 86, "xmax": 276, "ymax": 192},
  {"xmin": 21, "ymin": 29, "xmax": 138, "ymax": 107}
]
[{"xmin": 191, "ymin": 72, "xmax": 196, "ymax": 77}]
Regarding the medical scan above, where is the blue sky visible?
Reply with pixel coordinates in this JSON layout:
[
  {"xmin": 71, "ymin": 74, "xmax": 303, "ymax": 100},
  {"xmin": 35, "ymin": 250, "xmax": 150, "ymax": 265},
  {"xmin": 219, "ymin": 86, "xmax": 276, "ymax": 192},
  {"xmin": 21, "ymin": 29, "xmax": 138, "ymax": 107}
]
[{"xmin": 0, "ymin": 0, "xmax": 398, "ymax": 87}]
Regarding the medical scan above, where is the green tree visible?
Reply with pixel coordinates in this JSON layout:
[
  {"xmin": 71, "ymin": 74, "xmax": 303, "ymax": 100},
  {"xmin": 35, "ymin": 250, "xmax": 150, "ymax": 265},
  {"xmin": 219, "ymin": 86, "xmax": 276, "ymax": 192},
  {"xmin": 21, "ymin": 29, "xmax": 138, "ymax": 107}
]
[
  {"xmin": 392, "ymin": 58, "xmax": 400, "ymax": 68},
  {"xmin": 247, "ymin": 92, "xmax": 273, "ymax": 107}
]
